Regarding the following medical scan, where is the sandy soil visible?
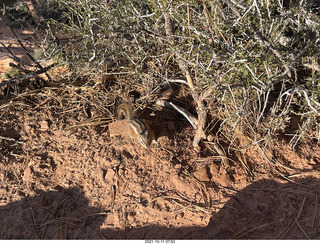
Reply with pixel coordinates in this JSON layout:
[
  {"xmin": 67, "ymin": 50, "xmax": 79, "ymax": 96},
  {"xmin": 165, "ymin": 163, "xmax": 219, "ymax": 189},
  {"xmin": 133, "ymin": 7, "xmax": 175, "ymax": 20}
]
[{"xmin": 1, "ymin": 15, "xmax": 320, "ymax": 240}]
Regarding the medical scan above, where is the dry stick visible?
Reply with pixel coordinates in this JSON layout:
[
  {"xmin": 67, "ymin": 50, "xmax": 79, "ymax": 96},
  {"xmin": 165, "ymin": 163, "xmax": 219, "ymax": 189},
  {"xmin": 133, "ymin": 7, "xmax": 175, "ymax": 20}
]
[
  {"xmin": 201, "ymin": 1, "xmax": 215, "ymax": 44},
  {"xmin": 269, "ymin": 188, "xmax": 316, "ymax": 198},
  {"xmin": 10, "ymin": 27, "xmax": 52, "ymax": 81},
  {"xmin": 235, "ymin": 150, "xmax": 253, "ymax": 176},
  {"xmin": 186, "ymin": 2, "xmax": 192, "ymax": 42},
  {"xmin": 0, "ymin": 41, "xmax": 27, "ymax": 64},
  {"xmin": 147, "ymin": 195, "xmax": 190, "ymax": 206},
  {"xmin": 222, "ymin": 0, "xmax": 242, "ymax": 17},
  {"xmin": 97, "ymin": 231, "xmax": 106, "ymax": 240},
  {"xmin": 80, "ymin": 212, "xmax": 110, "ymax": 219},
  {"xmin": 40, "ymin": 198, "xmax": 69, "ymax": 226},
  {"xmin": 233, "ymin": 219, "xmax": 284, "ymax": 239},
  {"xmin": 163, "ymin": 12, "xmax": 207, "ymax": 147},
  {"xmin": 0, "ymin": 63, "xmax": 56, "ymax": 89},
  {"xmin": 201, "ymin": 1, "xmax": 228, "ymax": 45},
  {"xmin": 253, "ymin": 30, "xmax": 291, "ymax": 78},
  {"xmin": 119, "ymin": 205, "xmax": 126, "ymax": 239},
  {"xmin": 205, "ymin": 141, "xmax": 230, "ymax": 168},
  {"xmin": 312, "ymin": 185, "xmax": 320, "ymax": 229},
  {"xmin": 33, "ymin": 97, "xmax": 52, "ymax": 110},
  {"xmin": 289, "ymin": 171, "xmax": 320, "ymax": 178},
  {"xmin": 0, "ymin": 136, "xmax": 24, "ymax": 144},
  {"xmin": 24, "ymin": 0, "xmax": 40, "ymax": 24},
  {"xmin": 157, "ymin": 99, "xmax": 229, "ymax": 167},
  {"xmin": 295, "ymin": 219, "xmax": 310, "ymax": 239},
  {"xmin": 59, "ymin": 209, "xmax": 64, "ymax": 240},
  {"xmin": 40, "ymin": 216, "xmax": 82, "ymax": 227},
  {"xmin": 171, "ymin": 200, "xmax": 194, "ymax": 213},
  {"xmin": 140, "ymin": 27, "xmax": 168, "ymax": 41},
  {"xmin": 182, "ymin": 170, "xmax": 210, "ymax": 205},
  {"xmin": 9, "ymin": 62, "xmax": 32, "ymax": 73},
  {"xmin": 64, "ymin": 211, "xmax": 70, "ymax": 240},
  {"xmin": 223, "ymin": 0, "xmax": 292, "ymax": 79},
  {"xmin": 163, "ymin": 13, "xmax": 194, "ymax": 90},
  {"xmin": 148, "ymin": 195, "xmax": 210, "ymax": 214},
  {"xmin": 29, "ymin": 210, "xmax": 40, "ymax": 240}
]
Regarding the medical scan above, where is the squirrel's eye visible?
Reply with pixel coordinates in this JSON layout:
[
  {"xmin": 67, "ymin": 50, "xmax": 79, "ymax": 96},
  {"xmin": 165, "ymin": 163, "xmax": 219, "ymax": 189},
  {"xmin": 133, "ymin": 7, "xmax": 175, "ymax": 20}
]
[{"xmin": 140, "ymin": 131, "xmax": 144, "ymax": 135}]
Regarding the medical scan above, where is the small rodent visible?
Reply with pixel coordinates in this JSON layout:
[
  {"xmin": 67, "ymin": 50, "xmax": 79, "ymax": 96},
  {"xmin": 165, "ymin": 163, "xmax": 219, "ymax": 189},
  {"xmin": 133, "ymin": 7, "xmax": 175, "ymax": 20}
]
[{"xmin": 117, "ymin": 103, "xmax": 156, "ymax": 148}]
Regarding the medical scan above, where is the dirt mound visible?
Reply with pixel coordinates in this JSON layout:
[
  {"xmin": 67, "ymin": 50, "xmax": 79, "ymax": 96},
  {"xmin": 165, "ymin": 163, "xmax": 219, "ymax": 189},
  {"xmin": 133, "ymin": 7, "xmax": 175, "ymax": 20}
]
[{"xmin": 0, "ymin": 85, "xmax": 320, "ymax": 239}]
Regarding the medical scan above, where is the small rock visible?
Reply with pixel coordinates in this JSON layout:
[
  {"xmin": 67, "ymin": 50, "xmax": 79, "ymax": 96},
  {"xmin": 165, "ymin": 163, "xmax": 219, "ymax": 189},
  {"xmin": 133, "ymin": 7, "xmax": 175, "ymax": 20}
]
[
  {"xmin": 104, "ymin": 169, "xmax": 115, "ymax": 180},
  {"xmin": 108, "ymin": 120, "xmax": 127, "ymax": 137},
  {"xmin": 40, "ymin": 120, "xmax": 49, "ymax": 131},
  {"xmin": 193, "ymin": 166, "xmax": 210, "ymax": 181},
  {"xmin": 174, "ymin": 164, "xmax": 182, "ymax": 169},
  {"xmin": 23, "ymin": 167, "xmax": 33, "ymax": 183}
]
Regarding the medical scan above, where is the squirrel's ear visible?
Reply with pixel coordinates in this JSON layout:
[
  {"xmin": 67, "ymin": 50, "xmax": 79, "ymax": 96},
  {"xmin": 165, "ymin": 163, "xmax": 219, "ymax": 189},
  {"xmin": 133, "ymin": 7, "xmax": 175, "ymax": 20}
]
[{"xmin": 117, "ymin": 109, "xmax": 125, "ymax": 120}]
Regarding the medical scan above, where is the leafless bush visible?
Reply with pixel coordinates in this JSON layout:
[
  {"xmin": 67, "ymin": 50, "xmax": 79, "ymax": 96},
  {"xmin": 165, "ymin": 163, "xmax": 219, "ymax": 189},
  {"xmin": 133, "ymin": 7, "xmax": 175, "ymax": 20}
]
[{"xmin": 43, "ymin": 0, "xmax": 320, "ymax": 148}]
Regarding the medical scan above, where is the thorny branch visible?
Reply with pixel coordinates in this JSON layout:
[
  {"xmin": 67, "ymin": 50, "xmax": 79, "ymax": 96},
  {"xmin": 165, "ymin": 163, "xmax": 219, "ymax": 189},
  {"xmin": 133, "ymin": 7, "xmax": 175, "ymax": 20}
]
[
  {"xmin": 0, "ymin": 62, "xmax": 56, "ymax": 90},
  {"xmin": 282, "ymin": 87, "xmax": 320, "ymax": 116},
  {"xmin": 163, "ymin": 11, "xmax": 207, "ymax": 148},
  {"xmin": 0, "ymin": 24, "xmax": 57, "ymax": 98},
  {"xmin": 0, "ymin": 41, "xmax": 32, "ymax": 69},
  {"xmin": 41, "ymin": 0, "xmax": 320, "ymax": 149},
  {"xmin": 10, "ymin": 27, "xmax": 52, "ymax": 80}
]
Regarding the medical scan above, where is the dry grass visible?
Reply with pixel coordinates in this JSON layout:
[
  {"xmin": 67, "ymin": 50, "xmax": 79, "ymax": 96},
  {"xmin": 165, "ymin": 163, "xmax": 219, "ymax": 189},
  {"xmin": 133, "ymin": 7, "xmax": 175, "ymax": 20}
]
[
  {"xmin": 147, "ymin": 195, "xmax": 211, "ymax": 215},
  {"xmin": 277, "ymin": 196, "xmax": 307, "ymax": 239},
  {"xmin": 233, "ymin": 219, "xmax": 284, "ymax": 239}
]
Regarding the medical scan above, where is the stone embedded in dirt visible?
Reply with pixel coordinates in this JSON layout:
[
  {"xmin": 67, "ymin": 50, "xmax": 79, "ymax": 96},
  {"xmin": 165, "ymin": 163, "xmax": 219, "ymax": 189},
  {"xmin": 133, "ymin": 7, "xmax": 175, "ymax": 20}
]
[
  {"xmin": 104, "ymin": 168, "xmax": 115, "ymax": 180},
  {"xmin": 208, "ymin": 163, "xmax": 231, "ymax": 186},
  {"xmin": 174, "ymin": 163, "xmax": 182, "ymax": 169},
  {"xmin": 22, "ymin": 167, "xmax": 33, "ymax": 183},
  {"xmin": 193, "ymin": 166, "xmax": 210, "ymax": 181},
  {"xmin": 108, "ymin": 120, "xmax": 127, "ymax": 137},
  {"xmin": 39, "ymin": 120, "xmax": 49, "ymax": 131}
]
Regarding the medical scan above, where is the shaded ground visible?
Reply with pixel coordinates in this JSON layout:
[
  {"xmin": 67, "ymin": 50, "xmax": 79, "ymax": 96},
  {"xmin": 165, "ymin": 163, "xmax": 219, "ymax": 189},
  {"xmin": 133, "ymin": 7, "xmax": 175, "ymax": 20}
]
[
  {"xmin": 1, "ymin": 14, "xmax": 320, "ymax": 240},
  {"xmin": 1, "ymin": 178, "xmax": 320, "ymax": 239}
]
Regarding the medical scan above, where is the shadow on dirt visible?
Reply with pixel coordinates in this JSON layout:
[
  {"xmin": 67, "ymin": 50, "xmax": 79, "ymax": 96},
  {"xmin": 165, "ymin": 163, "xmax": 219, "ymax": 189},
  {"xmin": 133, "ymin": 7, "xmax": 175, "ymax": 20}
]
[{"xmin": 1, "ymin": 178, "xmax": 319, "ymax": 239}]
